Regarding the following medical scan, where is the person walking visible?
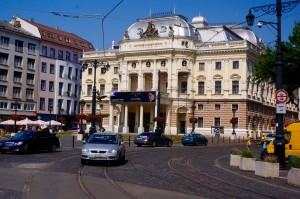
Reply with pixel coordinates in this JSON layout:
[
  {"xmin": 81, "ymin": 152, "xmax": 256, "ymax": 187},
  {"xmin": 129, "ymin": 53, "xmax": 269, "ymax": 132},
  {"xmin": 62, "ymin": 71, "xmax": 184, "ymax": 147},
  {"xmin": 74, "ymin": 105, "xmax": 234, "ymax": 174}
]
[
  {"xmin": 246, "ymin": 133, "xmax": 251, "ymax": 151},
  {"xmin": 261, "ymin": 133, "xmax": 267, "ymax": 148}
]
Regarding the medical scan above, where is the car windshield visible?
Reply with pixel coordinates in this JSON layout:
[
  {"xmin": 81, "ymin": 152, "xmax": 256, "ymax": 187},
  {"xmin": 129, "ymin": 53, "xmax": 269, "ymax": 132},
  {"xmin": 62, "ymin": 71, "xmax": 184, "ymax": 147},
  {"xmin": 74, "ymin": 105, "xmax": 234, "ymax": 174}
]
[
  {"xmin": 87, "ymin": 135, "xmax": 117, "ymax": 144},
  {"xmin": 13, "ymin": 131, "xmax": 35, "ymax": 139}
]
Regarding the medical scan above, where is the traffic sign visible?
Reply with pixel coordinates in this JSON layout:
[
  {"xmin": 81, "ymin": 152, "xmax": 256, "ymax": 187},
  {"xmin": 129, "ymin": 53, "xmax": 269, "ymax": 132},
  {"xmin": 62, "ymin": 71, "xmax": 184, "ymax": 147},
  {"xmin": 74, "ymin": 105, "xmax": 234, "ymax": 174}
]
[{"xmin": 275, "ymin": 89, "xmax": 289, "ymax": 104}]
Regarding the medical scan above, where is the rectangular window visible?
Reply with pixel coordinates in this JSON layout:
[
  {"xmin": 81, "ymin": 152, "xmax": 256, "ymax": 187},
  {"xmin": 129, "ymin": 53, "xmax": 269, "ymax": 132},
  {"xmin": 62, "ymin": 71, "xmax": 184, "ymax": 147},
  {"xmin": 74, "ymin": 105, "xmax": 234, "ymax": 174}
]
[
  {"xmin": 68, "ymin": 67, "xmax": 72, "ymax": 79},
  {"xmin": 11, "ymin": 102, "xmax": 21, "ymax": 110},
  {"xmin": 215, "ymin": 61, "xmax": 221, "ymax": 70},
  {"xmin": 0, "ymin": 69, "xmax": 8, "ymax": 81},
  {"xmin": 50, "ymin": 64, "xmax": 55, "ymax": 74},
  {"xmin": 40, "ymin": 98, "xmax": 45, "ymax": 111},
  {"xmin": 88, "ymin": 68, "xmax": 92, "ymax": 75},
  {"xmin": 28, "ymin": 43, "xmax": 36, "ymax": 54},
  {"xmin": 59, "ymin": 65, "xmax": 64, "ymax": 78},
  {"xmin": 50, "ymin": 48, "xmax": 55, "ymax": 58},
  {"xmin": 1, "ymin": 36, "xmax": 10, "ymax": 48},
  {"xmin": 180, "ymin": 81, "xmax": 187, "ymax": 93},
  {"xmin": 75, "ymin": 68, "xmax": 78, "ymax": 80},
  {"xmin": 67, "ymin": 100, "xmax": 71, "ymax": 115},
  {"xmin": 198, "ymin": 104, "xmax": 203, "ymax": 111},
  {"xmin": 100, "ymin": 84, "xmax": 105, "ymax": 96},
  {"xmin": 114, "ymin": 67, "xmax": 118, "ymax": 74},
  {"xmin": 215, "ymin": 104, "xmax": 221, "ymax": 110},
  {"xmin": 66, "ymin": 51, "xmax": 71, "ymax": 61},
  {"xmin": 0, "ymin": 52, "xmax": 9, "ymax": 65},
  {"xmin": 67, "ymin": 83, "xmax": 72, "ymax": 96},
  {"xmin": 0, "ymin": 102, "xmax": 8, "ymax": 109},
  {"xmin": 59, "ymin": 82, "xmax": 63, "ymax": 95},
  {"xmin": 13, "ymin": 87, "xmax": 21, "ymax": 98},
  {"xmin": 48, "ymin": 98, "xmax": 54, "ymax": 110},
  {"xmin": 26, "ymin": 89, "xmax": 34, "ymax": 99},
  {"xmin": 58, "ymin": 50, "xmax": 63, "ymax": 60},
  {"xmin": 112, "ymin": 84, "xmax": 118, "ymax": 92},
  {"xmin": 198, "ymin": 82, "xmax": 204, "ymax": 94},
  {"xmin": 73, "ymin": 53, "xmax": 78, "ymax": 63},
  {"xmin": 197, "ymin": 117, "xmax": 203, "ymax": 128},
  {"xmin": 215, "ymin": 81, "xmax": 222, "ymax": 94},
  {"xmin": 14, "ymin": 56, "xmax": 22, "ymax": 68},
  {"xmin": 74, "ymin": 85, "xmax": 78, "ymax": 97},
  {"xmin": 199, "ymin": 63, "xmax": 205, "ymax": 71},
  {"xmin": 13, "ymin": 71, "xmax": 22, "ymax": 83},
  {"xmin": 232, "ymin": 81, "xmax": 239, "ymax": 94},
  {"xmin": 49, "ymin": 81, "xmax": 54, "ymax": 92},
  {"xmin": 0, "ymin": 85, "xmax": 7, "ymax": 97},
  {"xmin": 41, "ymin": 80, "xmax": 46, "ymax": 91},
  {"xmin": 233, "ymin": 61, "xmax": 239, "ymax": 69},
  {"xmin": 87, "ymin": 85, "xmax": 92, "ymax": 96},
  {"xmin": 26, "ymin": 74, "xmax": 34, "ymax": 85},
  {"xmin": 214, "ymin": 117, "xmax": 221, "ymax": 126},
  {"xmin": 24, "ymin": 104, "xmax": 34, "ymax": 111},
  {"xmin": 41, "ymin": 46, "xmax": 47, "ymax": 56},
  {"xmin": 232, "ymin": 104, "xmax": 239, "ymax": 111},
  {"xmin": 27, "ymin": 58, "xmax": 35, "ymax": 70},
  {"xmin": 15, "ymin": 40, "xmax": 23, "ymax": 52},
  {"xmin": 41, "ymin": 62, "xmax": 47, "ymax": 73}
]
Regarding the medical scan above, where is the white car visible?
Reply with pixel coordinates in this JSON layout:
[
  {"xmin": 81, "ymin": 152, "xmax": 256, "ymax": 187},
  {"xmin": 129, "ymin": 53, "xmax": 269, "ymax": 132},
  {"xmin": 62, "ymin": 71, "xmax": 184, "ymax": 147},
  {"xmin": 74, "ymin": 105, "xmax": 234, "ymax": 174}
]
[{"xmin": 81, "ymin": 132, "xmax": 125, "ymax": 165}]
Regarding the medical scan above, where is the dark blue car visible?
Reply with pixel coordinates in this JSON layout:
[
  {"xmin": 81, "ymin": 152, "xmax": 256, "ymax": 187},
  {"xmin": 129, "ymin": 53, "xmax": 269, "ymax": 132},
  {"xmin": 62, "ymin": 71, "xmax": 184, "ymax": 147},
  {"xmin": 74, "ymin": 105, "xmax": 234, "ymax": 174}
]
[
  {"xmin": 0, "ymin": 130, "xmax": 60, "ymax": 154},
  {"xmin": 182, "ymin": 133, "xmax": 208, "ymax": 146}
]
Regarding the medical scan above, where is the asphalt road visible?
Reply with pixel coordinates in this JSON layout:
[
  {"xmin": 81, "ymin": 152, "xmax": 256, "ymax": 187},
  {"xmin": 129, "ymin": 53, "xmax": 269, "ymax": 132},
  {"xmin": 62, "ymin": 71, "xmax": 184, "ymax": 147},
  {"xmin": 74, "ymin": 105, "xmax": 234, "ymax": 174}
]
[{"xmin": 0, "ymin": 135, "xmax": 300, "ymax": 199}]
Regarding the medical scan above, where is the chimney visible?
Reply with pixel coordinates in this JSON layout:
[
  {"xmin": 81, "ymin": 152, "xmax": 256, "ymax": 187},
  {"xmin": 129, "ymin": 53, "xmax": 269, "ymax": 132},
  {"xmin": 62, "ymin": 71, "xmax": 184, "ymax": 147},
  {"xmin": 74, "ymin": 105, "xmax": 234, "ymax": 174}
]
[{"xmin": 12, "ymin": 16, "xmax": 21, "ymax": 27}]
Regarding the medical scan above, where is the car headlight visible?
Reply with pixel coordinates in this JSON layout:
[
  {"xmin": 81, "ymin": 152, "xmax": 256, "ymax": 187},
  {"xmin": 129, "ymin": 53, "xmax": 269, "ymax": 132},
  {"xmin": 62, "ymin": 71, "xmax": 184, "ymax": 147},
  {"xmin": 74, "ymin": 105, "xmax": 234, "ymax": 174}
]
[
  {"xmin": 14, "ymin": 141, "xmax": 23, "ymax": 146},
  {"xmin": 108, "ymin": 149, "xmax": 117, "ymax": 154},
  {"xmin": 81, "ymin": 148, "xmax": 89, "ymax": 152}
]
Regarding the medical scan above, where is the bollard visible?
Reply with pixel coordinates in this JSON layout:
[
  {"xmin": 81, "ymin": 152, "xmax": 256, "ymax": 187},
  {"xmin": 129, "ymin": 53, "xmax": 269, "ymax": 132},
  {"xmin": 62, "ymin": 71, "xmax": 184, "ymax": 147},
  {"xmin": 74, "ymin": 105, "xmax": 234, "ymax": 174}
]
[
  {"xmin": 72, "ymin": 136, "xmax": 75, "ymax": 148},
  {"xmin": 129, "ymin": 136, "xmax": 131, "ymax": 146},
  {"xmin": 229, "ymin": 136, "xmax": 231, "ymax": 143},
  {"xmin": 212, "ymin": 136, "xmax": 213, "ymax": 143},
  {"xmin": 223, "ymin": 136, "xmax": 225, "ymax": 143}
]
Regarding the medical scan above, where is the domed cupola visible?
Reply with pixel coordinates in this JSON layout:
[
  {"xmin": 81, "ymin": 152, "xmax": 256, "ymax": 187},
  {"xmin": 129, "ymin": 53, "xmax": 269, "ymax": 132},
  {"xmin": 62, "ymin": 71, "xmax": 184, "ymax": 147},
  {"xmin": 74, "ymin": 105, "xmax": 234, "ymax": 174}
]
[{"xmin": 191, "ymin": 15, "xmax": 208, "ymax": 28}]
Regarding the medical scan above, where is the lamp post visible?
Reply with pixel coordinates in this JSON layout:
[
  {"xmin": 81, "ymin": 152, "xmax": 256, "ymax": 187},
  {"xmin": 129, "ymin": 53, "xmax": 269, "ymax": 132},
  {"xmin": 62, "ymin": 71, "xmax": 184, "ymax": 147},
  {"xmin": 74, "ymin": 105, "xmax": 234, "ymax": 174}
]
[
  {"xmin": 191, "ymin": 101, "xmax": 196, "ymax": 134},
  {"xmin": 82, "ymin": 60, "xmax": 110, "ymax": 135},
  {"xmin": 155, "ymin": 70, "xmax": 161, "ymax": 134},
  {"xmin": 79, "ymin": 99, "xmax": 86, "ymax": 134},
  {"xmin": 246, "ymin": 0, "xmax": 300, "ymax": 167},
  {"xmin": 13, "ymin": 100, "xmax": 19, "ymax": 133},
  {"xmin": 96, "ymin": 91, "xmax": 107, "ymax": 132},
  {"xmin": 48, "ymin": 105, "xmax": 53, "ymax": 129}
]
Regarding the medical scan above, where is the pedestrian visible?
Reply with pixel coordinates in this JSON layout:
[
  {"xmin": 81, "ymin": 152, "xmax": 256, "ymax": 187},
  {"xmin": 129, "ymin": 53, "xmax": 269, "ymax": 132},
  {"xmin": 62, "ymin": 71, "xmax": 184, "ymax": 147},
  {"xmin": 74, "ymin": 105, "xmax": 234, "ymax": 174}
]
[
  {"xmin": 246, "ymin": 133, "xmax": 251, "ymax": 151},
  {"xmin": 261, "ymin": 133, "xmax": 267, "ymax": 148}
]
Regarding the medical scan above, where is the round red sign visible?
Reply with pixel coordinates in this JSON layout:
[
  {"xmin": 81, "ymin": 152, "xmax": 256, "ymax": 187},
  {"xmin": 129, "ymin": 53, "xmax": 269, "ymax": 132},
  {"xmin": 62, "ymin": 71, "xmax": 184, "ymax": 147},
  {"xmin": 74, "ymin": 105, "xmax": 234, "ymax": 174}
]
[{"xmin": 275, "ymin": 89, "xmax": 289, "ymax": 104}]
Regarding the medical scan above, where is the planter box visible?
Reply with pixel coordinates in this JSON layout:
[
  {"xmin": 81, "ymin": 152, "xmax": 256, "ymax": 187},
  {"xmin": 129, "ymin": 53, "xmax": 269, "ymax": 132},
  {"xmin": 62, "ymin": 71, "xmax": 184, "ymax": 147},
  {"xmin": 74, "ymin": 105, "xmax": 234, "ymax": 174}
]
[
  {"xmin": 239, "ymin": 157, "xmax": 256, "ymax": 171},
  {"xmin": 255, "ymin": 161, "xmax": 279, "ymax": 178},
  {"xmin": 288, "ymin": 167, "xmax": 300, "ymax": 187},
  {"xmin": 230, "ymin": 154, "xmax": 241, "ymax": 167}
]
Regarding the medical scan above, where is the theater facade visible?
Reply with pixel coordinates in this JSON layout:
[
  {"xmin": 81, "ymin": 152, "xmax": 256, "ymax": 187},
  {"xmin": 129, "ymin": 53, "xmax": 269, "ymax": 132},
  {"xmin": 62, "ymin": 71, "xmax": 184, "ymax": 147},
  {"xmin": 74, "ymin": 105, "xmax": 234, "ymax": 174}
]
[{"xmin": 81, "ymin": 12, "xmax": 298, "ymax": 137}]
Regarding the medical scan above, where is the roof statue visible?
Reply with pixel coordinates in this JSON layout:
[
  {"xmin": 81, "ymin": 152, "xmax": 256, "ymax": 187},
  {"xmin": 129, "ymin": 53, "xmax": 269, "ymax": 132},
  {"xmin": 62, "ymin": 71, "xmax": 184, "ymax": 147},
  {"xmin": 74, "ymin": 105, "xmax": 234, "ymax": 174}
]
[{"xmin": 139, "ymin": 21, "xmax": 159, "ymax": 39}]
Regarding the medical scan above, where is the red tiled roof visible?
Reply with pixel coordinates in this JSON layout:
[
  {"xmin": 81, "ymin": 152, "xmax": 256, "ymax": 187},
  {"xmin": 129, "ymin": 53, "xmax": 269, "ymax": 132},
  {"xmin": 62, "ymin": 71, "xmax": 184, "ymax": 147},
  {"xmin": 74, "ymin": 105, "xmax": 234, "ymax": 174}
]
[{"xmin": 25, "ymin": 19, "xmax": 94, "ymax": 51}]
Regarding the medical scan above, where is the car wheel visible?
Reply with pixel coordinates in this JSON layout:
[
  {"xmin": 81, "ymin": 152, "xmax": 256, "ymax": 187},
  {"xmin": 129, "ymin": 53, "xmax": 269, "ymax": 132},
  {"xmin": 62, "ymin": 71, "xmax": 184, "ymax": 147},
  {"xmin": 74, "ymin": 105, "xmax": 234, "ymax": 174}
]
[
  {"xmin": 152, "ymin": 141, "xmax": 156, "ymax": 147},
  {"xmin": 49, "ymin": 144, "xmax": 57, "ymax": 152},
  {"xmin": 81, "ymin": 159, "xmax": 87, "ymax": 165},
  {"xmin": 167, "ymin": 141, "xmax": 173, "ymax": 147},
  {"xmin": 205, "ymin": 141, "xmax": 208, "ymax": 146},
  {"xmin": 137, "ymin": 144, "xmax": 142, "ymax": 147},
  {"xmin": 23, "ymin": 144, "xmax": 30, "ymax": 154}
]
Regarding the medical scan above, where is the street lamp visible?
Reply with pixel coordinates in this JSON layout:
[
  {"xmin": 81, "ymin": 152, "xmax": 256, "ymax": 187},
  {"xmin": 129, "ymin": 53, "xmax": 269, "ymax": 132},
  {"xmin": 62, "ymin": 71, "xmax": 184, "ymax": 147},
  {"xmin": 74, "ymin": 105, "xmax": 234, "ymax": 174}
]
[
  {"xmin": 79, "ymin": 99, "xmax": 86, "ymax": 134},
  {"xmin": 246, "ymin": 0, "xmax": 300, "ymax": 167},
  {"xmin": 13, "ymin": 100, "xmax": 19, "ymax": 133},
  {"xmin": 48, "ymin": 105, "xmax": 53, "ymax": 129},
  {"xmin": 82, "ymin": 60, "xmax": 110, "ymax": 135},
  {"xmin": 96, "ymin": 91, "xmax": 107, "ymax": 132},
  {"xmin": 191, "ymin": 101, "xmax": 196, "ymax": 134}
]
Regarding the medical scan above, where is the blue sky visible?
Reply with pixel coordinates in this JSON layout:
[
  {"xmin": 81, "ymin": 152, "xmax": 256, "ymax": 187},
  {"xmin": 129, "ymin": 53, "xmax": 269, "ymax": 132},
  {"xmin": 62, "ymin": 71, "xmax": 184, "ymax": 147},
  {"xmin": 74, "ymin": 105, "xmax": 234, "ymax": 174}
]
[{"xmin": 1, "ymin": 0, "xmax": 299, "ymax": 50}]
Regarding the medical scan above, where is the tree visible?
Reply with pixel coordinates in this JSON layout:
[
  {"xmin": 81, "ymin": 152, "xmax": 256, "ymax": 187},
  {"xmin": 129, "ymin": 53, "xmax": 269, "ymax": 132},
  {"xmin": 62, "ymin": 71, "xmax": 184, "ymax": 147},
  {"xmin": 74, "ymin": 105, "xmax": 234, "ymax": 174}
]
[{"xmin": 254, "ymin": 22, "xmax": 300, "ymax": 108}]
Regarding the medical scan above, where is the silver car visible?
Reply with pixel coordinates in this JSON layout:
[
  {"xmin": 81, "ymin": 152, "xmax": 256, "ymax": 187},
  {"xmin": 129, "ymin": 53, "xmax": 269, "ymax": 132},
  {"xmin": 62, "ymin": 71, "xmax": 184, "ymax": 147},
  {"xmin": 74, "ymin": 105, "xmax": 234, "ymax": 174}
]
[{"xmin": 81, "ymin": 132, "xmax": 125, "ymax": 165}]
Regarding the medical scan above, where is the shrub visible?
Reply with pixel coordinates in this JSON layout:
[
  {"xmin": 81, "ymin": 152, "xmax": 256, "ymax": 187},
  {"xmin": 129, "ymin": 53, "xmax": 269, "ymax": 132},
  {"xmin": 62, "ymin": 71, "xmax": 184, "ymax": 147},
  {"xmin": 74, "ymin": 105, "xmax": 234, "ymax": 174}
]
[
  {"xmin": 287, "ymin": 156, "xmax": 300, "ymax": 169},
  {"xmin": 263, "ymin": 155, "xmax": 278, "ymax": 163},
  {"xmin": 240, "ymin": 150, "xmax": 255, "ymax": 158},
  {"xmin": 230, "ymin": 148, "xmax": 241, "ymax": 155}
]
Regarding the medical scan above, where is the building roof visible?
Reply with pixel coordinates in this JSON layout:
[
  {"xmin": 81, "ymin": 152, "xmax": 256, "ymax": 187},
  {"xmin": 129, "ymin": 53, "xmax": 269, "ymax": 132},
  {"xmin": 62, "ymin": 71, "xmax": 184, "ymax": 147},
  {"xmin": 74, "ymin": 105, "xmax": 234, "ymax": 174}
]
[
  {"xmin": 24, "ymin": 19, "xmax": 94, "ymax": 51},
  {"xmin": 0, "ymin": 20, "xmax": 39, "ymax": 39}
]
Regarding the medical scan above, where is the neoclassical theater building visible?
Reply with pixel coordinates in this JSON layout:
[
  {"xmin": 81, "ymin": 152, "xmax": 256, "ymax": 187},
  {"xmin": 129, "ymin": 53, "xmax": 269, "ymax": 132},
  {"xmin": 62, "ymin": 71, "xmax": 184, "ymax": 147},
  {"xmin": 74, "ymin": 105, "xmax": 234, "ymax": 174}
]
[{"xmin": 81, "ymin": 12, "xmax": 298, "ymax": 137}]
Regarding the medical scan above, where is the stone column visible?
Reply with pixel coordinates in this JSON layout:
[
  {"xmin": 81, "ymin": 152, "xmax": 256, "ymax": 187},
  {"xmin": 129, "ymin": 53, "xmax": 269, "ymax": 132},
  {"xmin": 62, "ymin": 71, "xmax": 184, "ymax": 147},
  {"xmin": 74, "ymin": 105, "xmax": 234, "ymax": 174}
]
[
  {"xmin": 138, "ymin": 104, "xmax": 144, "ymax": 133},
  {"xmin": 122, "ymin": 104, "xmax": 129, "ymax": 133}
]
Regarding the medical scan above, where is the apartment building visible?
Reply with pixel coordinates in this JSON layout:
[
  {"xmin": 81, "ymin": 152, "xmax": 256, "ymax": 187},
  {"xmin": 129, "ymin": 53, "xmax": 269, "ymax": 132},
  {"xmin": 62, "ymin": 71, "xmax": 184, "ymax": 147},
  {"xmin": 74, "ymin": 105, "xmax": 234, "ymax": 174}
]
[
  {"xmin": 83, "ymin": 13, "xmax": 298, "ymax": 136},
  {"xmin": 0, "ymin": 19, "xmax": 40, "ymax": 122}
]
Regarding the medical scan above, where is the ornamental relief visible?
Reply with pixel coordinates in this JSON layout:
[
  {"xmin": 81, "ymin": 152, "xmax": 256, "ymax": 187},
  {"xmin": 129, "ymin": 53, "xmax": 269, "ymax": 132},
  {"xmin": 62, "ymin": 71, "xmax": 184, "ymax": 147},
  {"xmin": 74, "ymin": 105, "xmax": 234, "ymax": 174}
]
[
  {"xmin": 86, "ymin": 79, "xmax": 93, "ymax": 83},
  {"xmin": 196, "ymin": 75, "xmax": 206, "ymax": 81},
  {"xmin": 213, "ymin": 74, "xmax": 223, "ymax": 79},
  {"xmin": 230, "ymin": 74, "xmax": 241, "ymax": 80},
  {"xmin": 98, "ymin": 79, "xmax": 106, "ymax": 84}
]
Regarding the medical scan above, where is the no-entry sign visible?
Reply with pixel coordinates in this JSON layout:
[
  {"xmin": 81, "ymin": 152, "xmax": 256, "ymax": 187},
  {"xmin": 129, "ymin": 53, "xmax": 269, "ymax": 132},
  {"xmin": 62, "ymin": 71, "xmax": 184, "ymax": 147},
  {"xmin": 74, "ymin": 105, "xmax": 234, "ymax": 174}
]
[{"xmin": 275, "ymin": 89, "xmax": 289, "ymax": 104}]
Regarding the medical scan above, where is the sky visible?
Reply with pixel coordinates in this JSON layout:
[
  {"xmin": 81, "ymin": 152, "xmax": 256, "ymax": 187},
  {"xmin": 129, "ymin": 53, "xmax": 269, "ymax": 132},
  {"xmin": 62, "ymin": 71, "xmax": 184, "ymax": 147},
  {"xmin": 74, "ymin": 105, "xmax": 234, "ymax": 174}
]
[{"xmin": 1, "ymin": 0, "xmax": 299, "ymax": 50}]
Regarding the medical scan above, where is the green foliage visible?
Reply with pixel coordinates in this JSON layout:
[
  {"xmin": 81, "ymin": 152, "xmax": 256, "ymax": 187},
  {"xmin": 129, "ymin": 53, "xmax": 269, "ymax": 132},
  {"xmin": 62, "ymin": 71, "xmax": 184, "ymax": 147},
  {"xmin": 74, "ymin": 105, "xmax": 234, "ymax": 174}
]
[
  {"xmin": 240, "ymin": 150, "xmax": 255, "ymax": 158},
  {"xmin": 263, "ymin": 155, "xmax": 278, "ymax": 163},
  {"xmin": 253, "ymin": 22, "xmax": 300, "ymax": 107},
  {"xmin": 230, "ymin": 148, "xmax": 241, "ymax": 155},
  {"xmin": 287, "ymin": 156, "xmax": 300, "ymax": 169}
]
